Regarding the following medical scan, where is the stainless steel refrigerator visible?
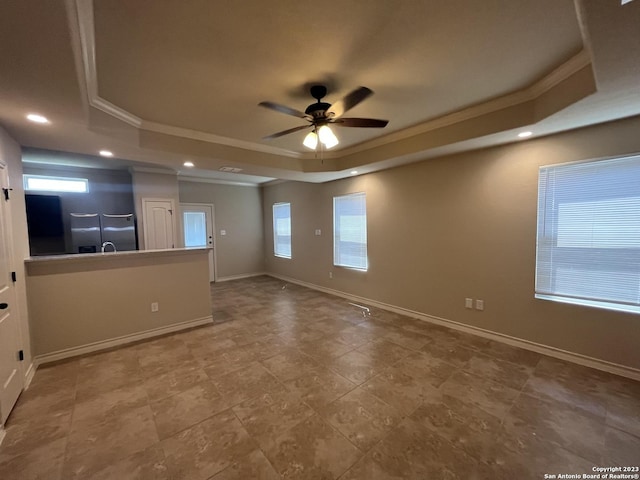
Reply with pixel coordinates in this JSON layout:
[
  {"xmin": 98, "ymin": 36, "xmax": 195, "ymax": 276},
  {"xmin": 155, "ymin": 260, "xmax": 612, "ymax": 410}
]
[
  {"xmin": 70, "ymin": 213, "xmax": 101, "ymax": 253},
  {"xmin": 101, "ymin": 214, "xmax": 136, "ymax": 251}
]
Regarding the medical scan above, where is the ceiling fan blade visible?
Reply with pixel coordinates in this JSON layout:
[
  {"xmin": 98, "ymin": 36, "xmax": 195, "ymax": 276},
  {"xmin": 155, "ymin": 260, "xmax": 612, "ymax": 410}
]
[
  {"xmin": 327, "ymin": 87, "xmax": 373, "ymax": 118},
  {"xmin": 263, "ymin": 124, "xmax": 311, "ymax": 140},
  {"xmin": 259, "ymin": 101, "xmax": 310, "ymax": 119},
  {"xmin": 333, "ymin": 118, "xmax": 389, "ymax": 128}
]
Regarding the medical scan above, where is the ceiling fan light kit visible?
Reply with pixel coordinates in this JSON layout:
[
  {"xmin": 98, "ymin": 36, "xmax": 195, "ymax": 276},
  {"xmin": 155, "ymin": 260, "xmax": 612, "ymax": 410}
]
[
  {"xmin": 259, "ymin": 85, "xmax": 389, "ymax": 150},
  {"xmin": 303, "ymin": 131, "xmax": 318, "ymax": 149}
]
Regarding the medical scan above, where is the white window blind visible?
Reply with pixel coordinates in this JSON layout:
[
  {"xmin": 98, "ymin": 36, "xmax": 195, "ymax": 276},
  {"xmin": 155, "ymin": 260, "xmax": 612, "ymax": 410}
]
[
  {"xmin": 536, "ymin": 155, "xmax": 640, "ymax": 314},
  {"xmin": 334, "ymin": 192, "xmax": 368, "ymax": 270},
  {"xmin": 273, "ymin": 203, "xmax": 291, "ymax": 258}
]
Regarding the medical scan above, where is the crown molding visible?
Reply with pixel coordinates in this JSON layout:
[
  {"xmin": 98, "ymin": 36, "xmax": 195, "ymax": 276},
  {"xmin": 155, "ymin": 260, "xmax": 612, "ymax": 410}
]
[
  {"xmin": 73, "ymin": 0, "xmax": 301, "ymax": 158},
  {"xmin": 128, "ymin": 166, "xmax": 177, "ymax": 175},
  {"xmin": 141, "ymin": 120, "xmax": 300, "ymax": 158},
  {"xmin": 311, "ymin": 49, "xmax": 593, "ymax": 160},
  {"xmin": 260, "ymin": 179, "xmax": 290, "ymax": 187},
  {"xmin": 72, "ymin": 0, "xmax": 592, "ymax": 168},
  {"xmin": 529, "ymin": 49, "xmax": 591, "ymax": 97},
  {"xmin": 177, "ymin": 175, "xmax": 261, "ymax": 187}
]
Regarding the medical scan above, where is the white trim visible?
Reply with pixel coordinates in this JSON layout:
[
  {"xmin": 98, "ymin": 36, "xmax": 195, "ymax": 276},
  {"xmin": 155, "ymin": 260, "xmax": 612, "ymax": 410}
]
[
  {"xmin": 140, "ymin": 120, "xmax": 301, "ymax": 158},
  {"xmin": 301, "ymin": 50, "xmax": 593, "ymax": 160},
  {"xmin": 0, "ymin": 427, "xmax": 5, "ymax": 446},
  {"xmin": 65, "ymin": 0, "xmax": 90, "ymax": 118},
  {"xmin": 529, "ymin": 49, "xmax": 592, "ymax": 97},
  {"xmin": 268, "ymin": 273, "xmax": 640, "ymax": 382},
  {"xmin": 129, "ymin": 166, "xmax": 177, "ymax": 176},
  {"xmin": 72, "ymin": 0, "xmax": 300, "ymax": 158},
  {"xmin": 93, "ymin": 97, "xmax": 142, "ymax": 128},
  {"xmin": 24, "ymin": 362, "xmax": 36, "ymax": 390},
  {"xmin": 34, "ymin": 316, "xmax": 213, "ymax": 366},
  {"xmin": 178, "ymin": 176, "xmax": 262, "ymax": 187},
  {"xmin": 216, "ymin": 272, "xmax": 267, "ymax": 282},
  {"xmin": 536, "ymin": 294, "xmax": 640, "ymax": 315},
  {"xmin": 70, "ymin": 1, "xmax": 591, "ymax": 164},
  {"xmin": 261, "ymin": 179, "xmax": 290, "ymax": 187}
]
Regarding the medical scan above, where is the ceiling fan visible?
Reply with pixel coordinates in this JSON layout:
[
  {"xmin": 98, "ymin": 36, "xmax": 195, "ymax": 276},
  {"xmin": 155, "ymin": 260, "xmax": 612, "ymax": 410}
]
[{"xmin": 259, "ymin": 85, "xmax": 388, "ymax": 150}]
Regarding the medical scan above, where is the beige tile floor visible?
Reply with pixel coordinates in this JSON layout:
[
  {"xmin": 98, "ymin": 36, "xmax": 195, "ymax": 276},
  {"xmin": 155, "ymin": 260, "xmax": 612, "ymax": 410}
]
[{"xmin": 1, "ymin": 276, "xmax": 639, "ymax": 479}]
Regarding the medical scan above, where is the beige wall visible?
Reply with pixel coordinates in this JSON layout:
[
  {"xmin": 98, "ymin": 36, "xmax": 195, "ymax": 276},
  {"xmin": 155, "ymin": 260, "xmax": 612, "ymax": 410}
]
[
  {"xmin": 26, "ymin": 249, "xmax": 211, "ymax": 357},
  {"xmin": 179, "ymin": 180, "xmax": 265, "ymax": 279},
  {"xmin": 131, "ymin": 170, "xmax": 183, "ymax": 249},
  {"xmin": 263, "ymin": 115, "xmax": 640, "ymax": 370},
  {"xmin": 0, "ymin": 126, "xmax": 32, "ymax": 376}
]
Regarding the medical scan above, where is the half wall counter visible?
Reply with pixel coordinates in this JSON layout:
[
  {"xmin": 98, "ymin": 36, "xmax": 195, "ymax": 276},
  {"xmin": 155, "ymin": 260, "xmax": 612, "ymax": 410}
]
[{"xmin": 25, "ymin": 248, "xmax": 212, "ymax": 363}]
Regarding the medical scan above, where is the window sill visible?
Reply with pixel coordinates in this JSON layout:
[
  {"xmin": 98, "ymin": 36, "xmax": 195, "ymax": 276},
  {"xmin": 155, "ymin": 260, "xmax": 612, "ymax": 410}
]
[
  {"xmin": 535, "ymin": 294, "xmax": 640, "ymax": 315},
  {"xmin": 333, "ymin": 264, "xmax": 368, "ymax": 272}
]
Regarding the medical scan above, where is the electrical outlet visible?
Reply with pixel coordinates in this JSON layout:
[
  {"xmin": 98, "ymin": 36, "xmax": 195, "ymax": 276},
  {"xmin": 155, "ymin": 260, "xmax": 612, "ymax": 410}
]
[
  {"xmin": 465, "ymin": 298, "xmax": 473, "ymax": 309},
  {"xmin": 315, "ymin": 229, "xmax": 321, "ymax": 236},
  {"xmin": 475, "ymin": 299, "xmax": 484, "ymax": 311},
  {"xmin": 329, "ymin": 272, "xmax": 333, "ymax": 279},
  {"xmin": 151, "ymin": 302, "xmax": 159, "ymax": 312}
]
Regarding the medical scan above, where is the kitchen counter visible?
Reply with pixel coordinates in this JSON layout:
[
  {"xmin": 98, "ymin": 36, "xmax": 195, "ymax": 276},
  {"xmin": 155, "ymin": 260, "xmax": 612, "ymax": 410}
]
[
  {"xmin": 26, "ymin": 247, "xmax": 209, "ymax": 265},
  {"xmin": 25, "ymin": 247, "xmax": 211, "ymax": 275}
]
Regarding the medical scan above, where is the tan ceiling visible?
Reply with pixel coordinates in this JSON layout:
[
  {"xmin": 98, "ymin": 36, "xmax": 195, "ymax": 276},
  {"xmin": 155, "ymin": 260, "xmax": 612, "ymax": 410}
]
[{"xmin": 1, "ymin": 0, "xmax": 639, "ymax": 183}]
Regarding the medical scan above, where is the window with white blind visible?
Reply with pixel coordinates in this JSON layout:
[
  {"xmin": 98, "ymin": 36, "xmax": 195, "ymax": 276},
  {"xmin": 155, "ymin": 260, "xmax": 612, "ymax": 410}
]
[
  {"xmin": 334, "ymin": 192, "xmax": 368, "ymax": 270},
  {"xmin": 535, "ymin": 154, "xmax": 640, "ymax": 314},
  {"xmin": 273, "ymin": 202, "xmax": 291, "ymax": 258}
]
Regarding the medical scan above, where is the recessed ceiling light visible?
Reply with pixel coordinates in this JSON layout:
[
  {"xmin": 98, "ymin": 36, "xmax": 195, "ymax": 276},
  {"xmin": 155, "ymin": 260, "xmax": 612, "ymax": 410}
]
[
  {"xmin": 518, "ymin": 131, "xmax": 533, "ymax": 138},
  {"xmin": 26, "ymin": 113, "xmax": 49, "ymax": 124},
  {"xmin": 99, "ymin": 150, "xmax": 113, "ymax": 157},
  {"xmin": 350, "ymin": 170, "xmax": 358, "ymax": 175},
  {"xmin": 183, "ymin": 161, "xmax": 194, "ymax": 167}
]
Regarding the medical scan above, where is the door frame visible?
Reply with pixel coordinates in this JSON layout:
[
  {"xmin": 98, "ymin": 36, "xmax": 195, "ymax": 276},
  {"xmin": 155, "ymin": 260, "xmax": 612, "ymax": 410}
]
[
  {"xmin": 181, "ymin": 203, "xmax": 217, "ymax": 282},
  {"xmin": 141, "ymin": 197, "xmax": 177, "ymax": 250}
]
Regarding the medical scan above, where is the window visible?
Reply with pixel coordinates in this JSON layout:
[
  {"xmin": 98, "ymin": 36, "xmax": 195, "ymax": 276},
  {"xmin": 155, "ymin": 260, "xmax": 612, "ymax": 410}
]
[
  {"xmin": 536, "ymin": 155, "xmax": 640, "ymax": 314},
  {"xmin": 183, "ymin": 211, "xmax": 207, "ymax": 248},
  {"xmin": 273, "ymin": 202, "xmax": 291, "ymax": 258},
  {"xmin": 23, "ymin": 174, "xmax": 88, "ymax": 193},
  {"xmin": 334, "ymin": 192, "xmax": 368, "ymax": 270}
]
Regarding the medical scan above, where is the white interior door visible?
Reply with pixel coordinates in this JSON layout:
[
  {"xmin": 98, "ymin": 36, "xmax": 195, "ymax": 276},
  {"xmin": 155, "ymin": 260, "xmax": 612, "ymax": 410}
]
[
  {"xmin": 0, "ymin": 164, "xmax": 23, "ymax": 425},
  {"xmin": 182, "ymin": 203, "xmax": 216, "ymax": 282},
  {"xmin": 142, "ymin": 198, "xmax": 176, "ymax": 250}
]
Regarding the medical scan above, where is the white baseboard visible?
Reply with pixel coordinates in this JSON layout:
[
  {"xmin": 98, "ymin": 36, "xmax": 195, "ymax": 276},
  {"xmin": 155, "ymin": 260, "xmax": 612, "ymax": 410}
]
[
  {"xmin": 268, "ymin": 273, "xmax": 640, "ymax": 382},
  {"xmin": 34, "ymin": 316, "xmax": 213, "ymax": 367},
  {"xmin": 216, "ymin": 272, "xmax": 266, "ymax": 282},
  {"xmin": 24, "ymin": 362, "xmax": 36, "ymax": 390}
]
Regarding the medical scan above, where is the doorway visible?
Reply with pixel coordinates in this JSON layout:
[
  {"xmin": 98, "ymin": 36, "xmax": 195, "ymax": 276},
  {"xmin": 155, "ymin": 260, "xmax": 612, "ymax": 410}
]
[
  {"xmin": 0, "ymin": 163, "xmax": 24, "ymax": 425},
  {"xmin": 181, "ymin": 203, "xmax": 216, "ymax": 282}
]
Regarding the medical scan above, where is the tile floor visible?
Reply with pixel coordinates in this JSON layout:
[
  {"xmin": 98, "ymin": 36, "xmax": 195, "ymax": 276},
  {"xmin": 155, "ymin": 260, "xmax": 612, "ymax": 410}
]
[{"xmin": 1, "ymin": 276, "xmax": 639, "ymax": 479}]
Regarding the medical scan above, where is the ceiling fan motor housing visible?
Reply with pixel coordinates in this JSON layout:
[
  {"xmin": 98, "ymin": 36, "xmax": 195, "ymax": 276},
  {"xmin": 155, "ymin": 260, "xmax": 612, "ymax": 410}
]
[
  {"xmin": 305, "ymin": 85, "xmax": 332, "ymax": 121},
  {"xmin": 305, "ymin": 102, "xmax": 332, "ymax": 119}
]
